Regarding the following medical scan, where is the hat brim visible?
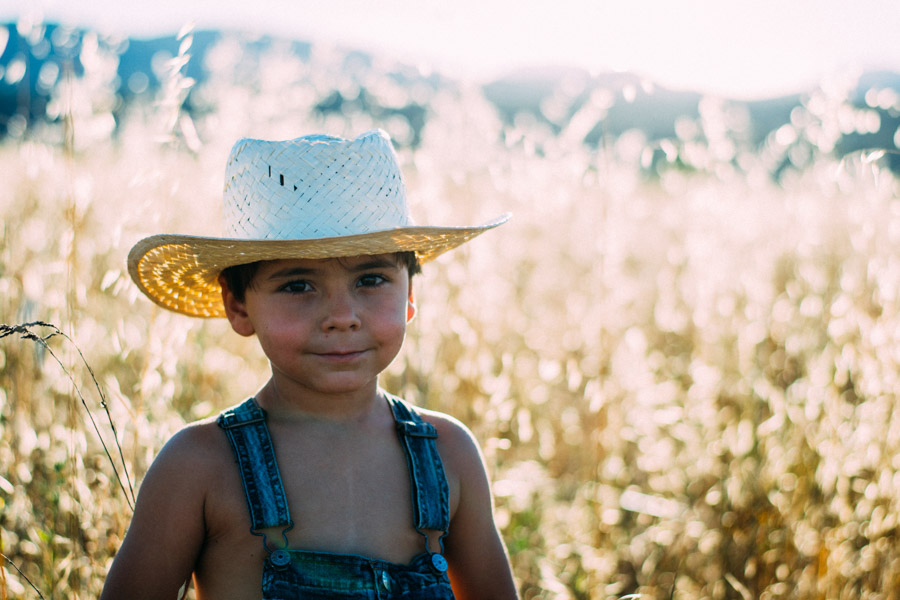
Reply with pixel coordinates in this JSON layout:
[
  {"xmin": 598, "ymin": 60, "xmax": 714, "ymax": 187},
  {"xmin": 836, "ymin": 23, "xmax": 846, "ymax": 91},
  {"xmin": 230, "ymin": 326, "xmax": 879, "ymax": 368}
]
[{"xmin": 127, "ymin": 214, "xmax": 509, "ymax": 318}]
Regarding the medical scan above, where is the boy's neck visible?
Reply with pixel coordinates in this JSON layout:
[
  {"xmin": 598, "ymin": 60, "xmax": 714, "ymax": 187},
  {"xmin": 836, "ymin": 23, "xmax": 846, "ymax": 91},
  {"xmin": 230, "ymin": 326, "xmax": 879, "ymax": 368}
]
[{"xmin": 254, "ymin": 379, "xmax": 385, "ymax": 424}]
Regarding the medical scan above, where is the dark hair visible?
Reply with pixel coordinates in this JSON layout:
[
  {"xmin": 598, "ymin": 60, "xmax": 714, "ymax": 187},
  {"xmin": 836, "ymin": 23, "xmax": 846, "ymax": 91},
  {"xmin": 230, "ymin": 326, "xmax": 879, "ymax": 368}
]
[{"xmin": 219, "ymin": 251, "xmax": 421, "ymax": 302}]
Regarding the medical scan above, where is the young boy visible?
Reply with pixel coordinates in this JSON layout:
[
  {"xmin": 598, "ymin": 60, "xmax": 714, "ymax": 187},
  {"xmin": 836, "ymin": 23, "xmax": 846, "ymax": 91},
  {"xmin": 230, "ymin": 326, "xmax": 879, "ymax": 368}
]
[{"xmin": 101, "ymin": 130, "xmax": 518, "ymax": 599}]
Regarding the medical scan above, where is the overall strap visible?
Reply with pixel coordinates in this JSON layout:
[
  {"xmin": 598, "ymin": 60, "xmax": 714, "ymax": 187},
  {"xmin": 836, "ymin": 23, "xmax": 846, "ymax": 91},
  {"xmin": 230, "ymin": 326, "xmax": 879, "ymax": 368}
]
[
  {"xmin": 387, "ymin": 394, "xmax": 451, "ymax": 537},
  {"xmin": 217, "ymin": 398, "xmax": 293, "ymax": 533}
]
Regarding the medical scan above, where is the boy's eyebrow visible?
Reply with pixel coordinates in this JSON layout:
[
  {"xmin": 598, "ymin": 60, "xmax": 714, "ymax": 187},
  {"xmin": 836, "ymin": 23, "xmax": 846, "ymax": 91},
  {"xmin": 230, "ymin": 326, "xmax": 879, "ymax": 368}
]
[
  {"xmin": 348, "ymin": 257, "xmax": 402, "ymax": 271},
  {"xmin": 265, "ymin": 266, "xmax": 318, "ymax": 280}
]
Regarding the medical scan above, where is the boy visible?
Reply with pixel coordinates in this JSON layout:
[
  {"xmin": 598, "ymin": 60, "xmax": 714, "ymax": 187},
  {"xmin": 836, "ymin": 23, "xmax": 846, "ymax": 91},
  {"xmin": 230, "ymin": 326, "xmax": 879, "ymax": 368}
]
[{"xmin": 101, "ymin": 130, "xmax": 518, "ymax": 599}]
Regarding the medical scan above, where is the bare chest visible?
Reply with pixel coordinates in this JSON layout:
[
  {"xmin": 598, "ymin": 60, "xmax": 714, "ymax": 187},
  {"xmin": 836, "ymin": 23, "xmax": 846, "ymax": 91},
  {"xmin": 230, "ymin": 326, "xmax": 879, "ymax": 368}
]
[
  {"xmin": 203, "ymin": 419, "xmax": 425, "ymax": 568},
  {"xmin": 274, "ymin": 425, "xmax": 420, "ymax": 550}
]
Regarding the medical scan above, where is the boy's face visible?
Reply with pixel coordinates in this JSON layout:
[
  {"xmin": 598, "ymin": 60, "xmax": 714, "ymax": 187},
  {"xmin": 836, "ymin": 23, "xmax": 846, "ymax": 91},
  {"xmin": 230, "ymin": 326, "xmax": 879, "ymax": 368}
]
[{"xmin": 221, "ymin": 254, "xmax": 415, "ymax": 398}]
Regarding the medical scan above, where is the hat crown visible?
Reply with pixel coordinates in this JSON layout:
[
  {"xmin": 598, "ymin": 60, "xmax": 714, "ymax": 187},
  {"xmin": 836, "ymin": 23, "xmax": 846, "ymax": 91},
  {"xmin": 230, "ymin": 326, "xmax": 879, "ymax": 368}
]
[
  {"xmin": 127, "ymin": 129, "xmax": 509, "ymax": 317},
  {"xmin": 223, "ymin": 129, "xmax": 412, "ymax": 241}
]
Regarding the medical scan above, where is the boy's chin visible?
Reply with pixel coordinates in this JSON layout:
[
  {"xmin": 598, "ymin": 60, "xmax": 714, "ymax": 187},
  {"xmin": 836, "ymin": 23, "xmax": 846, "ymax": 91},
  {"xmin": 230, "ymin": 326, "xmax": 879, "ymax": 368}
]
[{"xmin": 281, "ymin": 373, "xmax": 383, "ymax": 398}]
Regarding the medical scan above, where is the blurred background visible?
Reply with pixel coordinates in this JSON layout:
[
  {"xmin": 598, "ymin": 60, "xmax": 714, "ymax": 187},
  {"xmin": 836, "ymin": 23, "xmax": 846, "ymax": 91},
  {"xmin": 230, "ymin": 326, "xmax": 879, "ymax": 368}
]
[{"xmin": 2, "ymin": 1, "xmax": 900, "ymax": 598}]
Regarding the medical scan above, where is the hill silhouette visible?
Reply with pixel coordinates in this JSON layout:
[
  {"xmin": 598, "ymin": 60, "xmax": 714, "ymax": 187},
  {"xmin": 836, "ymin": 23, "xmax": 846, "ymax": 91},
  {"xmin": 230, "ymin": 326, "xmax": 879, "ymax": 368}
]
[{"xmin": 2, "ymin": 21, "xmax": 898, "ymax": 173}]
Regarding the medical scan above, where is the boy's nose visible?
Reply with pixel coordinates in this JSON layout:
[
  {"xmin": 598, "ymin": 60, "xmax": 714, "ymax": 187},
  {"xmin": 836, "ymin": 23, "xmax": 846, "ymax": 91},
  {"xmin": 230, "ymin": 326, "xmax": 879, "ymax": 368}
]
[{"xmin": 321, "ymin": 292, "xmax": 361, "ymax": 331}]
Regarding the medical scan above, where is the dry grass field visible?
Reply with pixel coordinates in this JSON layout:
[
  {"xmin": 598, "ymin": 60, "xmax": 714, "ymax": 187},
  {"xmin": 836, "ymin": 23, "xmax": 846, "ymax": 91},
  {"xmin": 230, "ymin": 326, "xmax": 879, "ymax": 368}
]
[{"xmin": 2, "ymin": 26, "xmax": 900, "ymax": 599}]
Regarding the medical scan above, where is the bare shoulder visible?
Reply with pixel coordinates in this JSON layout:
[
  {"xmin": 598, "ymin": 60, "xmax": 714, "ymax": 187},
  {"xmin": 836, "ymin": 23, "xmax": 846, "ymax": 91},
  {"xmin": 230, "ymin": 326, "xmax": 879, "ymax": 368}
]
[
  {"xmin": 142, "ymin": 415, "xmax": 244, "ymax": 530},
  {"xmin": 415, "ymin": 407, "xmax": 482, "ymax": 456},
  {"xmin": 157, "ymin": 415, "xmax": 232, "ymax": 465},
  {"xmin": 101, "ymin": 415, "xmax": 239, "ymax": 600},
  {"xmin": 132, "ymin": 413, "xmax": 240, "ymax": 529},
  {"xmin": 411, "ymin": 405, "xmax": 493, "ymax": 524},
  {"xmin": 412, "ymin": 405, "xmax": 519, "ymax": 599},
  {"xmin": 140, "ymin": 416, "xmax": 234, "ymax": 494},
  {"xmin": 414, "ymin": 406, "xmax": 487, "ymax": 480}
]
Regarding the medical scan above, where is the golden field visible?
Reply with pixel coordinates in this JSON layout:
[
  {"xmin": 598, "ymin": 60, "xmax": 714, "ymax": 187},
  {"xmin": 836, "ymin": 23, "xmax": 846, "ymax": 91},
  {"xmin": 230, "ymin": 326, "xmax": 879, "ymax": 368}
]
[{"xmin": 2, "ymin": 27, "xmax": 900, "ymax": 599}]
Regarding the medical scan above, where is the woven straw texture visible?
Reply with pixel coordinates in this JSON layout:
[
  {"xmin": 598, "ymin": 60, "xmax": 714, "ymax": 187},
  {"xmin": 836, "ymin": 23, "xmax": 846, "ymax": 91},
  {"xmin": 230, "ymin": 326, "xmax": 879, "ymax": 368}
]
[
  {"xmin": 224, "ymin": 132, "xmax": 412, "ymax": 240},
  {"xmin": 127, "ymin": 130, "xmax": 508, "ymax": 318}
]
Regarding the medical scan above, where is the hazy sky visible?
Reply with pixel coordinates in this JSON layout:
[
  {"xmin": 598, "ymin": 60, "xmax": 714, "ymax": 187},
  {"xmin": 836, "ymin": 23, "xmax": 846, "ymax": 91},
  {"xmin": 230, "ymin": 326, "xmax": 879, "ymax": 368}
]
[{"xmin": 6, "ymin": 0, "xmax": 900, "ymax": 99}]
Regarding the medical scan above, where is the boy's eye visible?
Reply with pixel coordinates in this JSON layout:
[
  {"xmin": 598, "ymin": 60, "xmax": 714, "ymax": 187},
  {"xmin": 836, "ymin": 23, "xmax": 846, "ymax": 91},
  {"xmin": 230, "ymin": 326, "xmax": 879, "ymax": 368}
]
[
  {"xmin": 281, "ymin": 280, "xmax": 312, "ymax": 293},
  {"xmin": 357, "ymin": 274, "xmax": 387, "ymax": 287}
]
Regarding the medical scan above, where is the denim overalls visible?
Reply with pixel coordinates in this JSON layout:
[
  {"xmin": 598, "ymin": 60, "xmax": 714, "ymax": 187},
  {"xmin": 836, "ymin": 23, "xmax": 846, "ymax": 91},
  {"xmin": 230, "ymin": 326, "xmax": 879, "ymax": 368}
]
[{"xmin": 217, "ymin": 392, "xmax": 457, "ymax": 599}]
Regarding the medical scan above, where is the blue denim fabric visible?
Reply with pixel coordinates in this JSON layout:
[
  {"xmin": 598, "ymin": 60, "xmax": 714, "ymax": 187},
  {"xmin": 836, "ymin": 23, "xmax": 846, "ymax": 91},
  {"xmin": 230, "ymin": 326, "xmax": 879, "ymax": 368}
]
[
  {"xmin": 262, "ymin": 550, "xmax": 452, "ymax": 599},
  {"xmin": 217, "ymin": 392, "xmax": 456, "ymax": 599},
  {"xmin": 217, "ymin": 400, "xmax": 293, "ymax": 532},
  {"xmin": 388, "ymin": 395, "xmax": 450, "ymax": 540}
]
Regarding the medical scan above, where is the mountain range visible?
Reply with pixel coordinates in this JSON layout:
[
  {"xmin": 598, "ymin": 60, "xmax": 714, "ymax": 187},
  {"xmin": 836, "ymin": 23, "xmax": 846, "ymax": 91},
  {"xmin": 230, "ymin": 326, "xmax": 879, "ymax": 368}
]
[{"xmin": 2, "ymin": 22, "xmax": 899, "ymax": 173}]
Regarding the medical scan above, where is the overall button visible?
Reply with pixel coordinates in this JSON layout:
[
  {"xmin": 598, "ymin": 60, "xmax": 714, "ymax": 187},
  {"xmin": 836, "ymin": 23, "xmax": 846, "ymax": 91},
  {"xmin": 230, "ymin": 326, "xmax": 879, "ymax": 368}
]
[
  {"xmin": 431, "ymin": 553, "xmax": 448, "ymax": 572},
  {"xmin": 269, "ymin": 549, "xmax": 291, "ymax": 570}
]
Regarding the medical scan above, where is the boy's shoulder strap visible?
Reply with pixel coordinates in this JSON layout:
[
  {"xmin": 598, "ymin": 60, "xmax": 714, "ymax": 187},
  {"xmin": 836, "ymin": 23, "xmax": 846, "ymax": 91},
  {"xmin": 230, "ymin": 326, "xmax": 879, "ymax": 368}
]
[
  {"xmin": 385, "ymin": 392, "xmax": 451, "ymax": 536},
  {"xmin": 217, "ymin": 398, "xmax": 293, "ymax": 533}
]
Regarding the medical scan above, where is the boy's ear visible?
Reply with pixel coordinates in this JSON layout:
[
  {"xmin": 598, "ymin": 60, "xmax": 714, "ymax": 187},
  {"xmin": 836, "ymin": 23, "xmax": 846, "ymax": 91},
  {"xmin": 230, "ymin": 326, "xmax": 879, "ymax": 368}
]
[
  {"xmin": 406, "ymin": 280, "xmax": 416, "ymax": 323},
  {"xmin": 219, "ymin": 274, "xmax": 256, "ymax": 337}
]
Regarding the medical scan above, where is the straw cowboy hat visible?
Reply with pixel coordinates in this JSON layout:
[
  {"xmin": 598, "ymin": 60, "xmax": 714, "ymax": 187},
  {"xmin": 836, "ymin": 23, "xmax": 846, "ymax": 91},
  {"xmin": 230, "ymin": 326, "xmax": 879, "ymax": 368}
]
[{"xmin": 127, "ymin": 129, "xmax": 509, "ymax": 318}]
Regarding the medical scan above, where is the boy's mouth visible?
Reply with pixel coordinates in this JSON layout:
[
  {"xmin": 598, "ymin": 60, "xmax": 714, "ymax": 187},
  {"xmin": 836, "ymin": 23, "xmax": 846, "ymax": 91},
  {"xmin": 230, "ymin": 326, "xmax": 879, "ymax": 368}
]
[{"xmin": 315, "ymin": 349, "xmax": 367, "ymax": 361}]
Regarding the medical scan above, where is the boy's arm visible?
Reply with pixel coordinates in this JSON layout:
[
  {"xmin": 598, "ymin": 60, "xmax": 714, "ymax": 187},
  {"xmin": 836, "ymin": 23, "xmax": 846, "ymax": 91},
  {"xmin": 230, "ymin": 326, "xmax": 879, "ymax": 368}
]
[
  {"xmin": 434, "ymin": 416, "xmax": 519, "ymax": 600},
  {"xmin": 100, "ymin": 424, "xmax": 212, "ymax": 600}
]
